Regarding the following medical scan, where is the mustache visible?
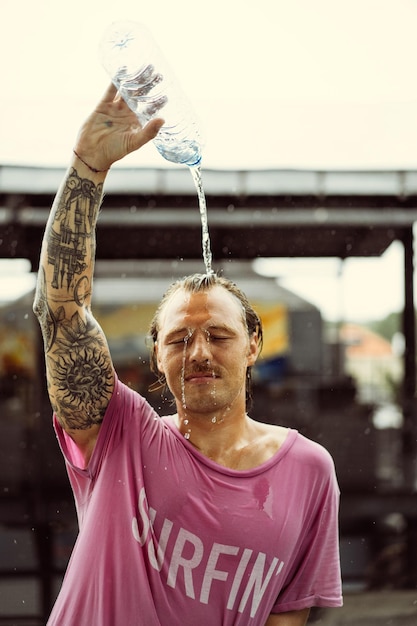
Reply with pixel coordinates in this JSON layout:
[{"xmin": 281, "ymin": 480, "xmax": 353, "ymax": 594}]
[{"xmin": 183, "ymin": 363, "xmax": 221, "ymax": 378}]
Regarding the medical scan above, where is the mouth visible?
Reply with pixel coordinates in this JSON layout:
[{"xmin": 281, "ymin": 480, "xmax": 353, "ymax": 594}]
[{"xmin": 184, "ymin": 370, "xmax": 218, "ymax": 383}]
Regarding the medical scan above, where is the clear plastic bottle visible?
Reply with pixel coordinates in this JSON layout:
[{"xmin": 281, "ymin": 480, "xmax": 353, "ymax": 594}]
[{"xmin": 99, "ymin": 21, "xmax": 203, "ymax": 167}]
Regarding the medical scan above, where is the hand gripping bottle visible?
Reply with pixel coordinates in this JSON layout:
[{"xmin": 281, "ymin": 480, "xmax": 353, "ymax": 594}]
[{"xmin": 99, "ymin": 21, "xmax": 203, "ymax": 167}]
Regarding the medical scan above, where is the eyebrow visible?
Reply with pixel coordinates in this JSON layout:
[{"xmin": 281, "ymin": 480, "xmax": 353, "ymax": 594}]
[{"xmin": 164, "ymin": 324, "xmax": 237, "ymax": 342}]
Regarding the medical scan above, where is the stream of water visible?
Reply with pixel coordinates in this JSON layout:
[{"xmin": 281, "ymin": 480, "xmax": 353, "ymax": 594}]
[{"xmin": 189, "ymin": 165, "xmax": 213, "ymax": 275}]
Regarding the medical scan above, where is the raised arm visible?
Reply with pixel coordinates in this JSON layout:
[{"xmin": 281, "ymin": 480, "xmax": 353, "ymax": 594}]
[{"xmin": 33, "ymin": 83, "xmax": 164, "ymax": 459}]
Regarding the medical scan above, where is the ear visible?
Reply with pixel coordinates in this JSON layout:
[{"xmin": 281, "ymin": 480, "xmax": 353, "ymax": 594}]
[{"xmin": 246, "ymin": 332, "xmax": 259, "ymax": 367}]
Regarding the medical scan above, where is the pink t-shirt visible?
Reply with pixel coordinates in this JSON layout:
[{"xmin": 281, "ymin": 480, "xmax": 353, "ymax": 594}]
[{"xmin": 48, "ymin": 377, "xmax": 342, "ymax": 625}]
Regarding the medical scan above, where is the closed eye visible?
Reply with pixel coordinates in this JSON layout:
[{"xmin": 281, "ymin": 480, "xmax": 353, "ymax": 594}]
[
  {"xmin": 209, "ymin": 335, "xmax": 231, "ymax": 341},
  {"xmin": 168, "ymin": 337, "xmax": 189, "ymax": 345}
]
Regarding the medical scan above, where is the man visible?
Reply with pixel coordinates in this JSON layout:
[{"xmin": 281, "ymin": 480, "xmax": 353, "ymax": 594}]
[{"xmin": 33, "ymin": 84, "xmax": 342, "ymax": 625}]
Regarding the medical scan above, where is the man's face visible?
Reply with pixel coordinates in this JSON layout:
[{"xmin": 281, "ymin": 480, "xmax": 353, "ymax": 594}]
[{"xmin": 155, "ymin": 286, "xmax": 259, "ymax": 418}]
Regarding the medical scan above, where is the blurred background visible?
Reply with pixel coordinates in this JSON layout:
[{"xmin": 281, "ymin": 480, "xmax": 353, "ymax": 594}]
[{"xmin": 1, "ymin": 0, "xmax": 417, "ymax": 623}]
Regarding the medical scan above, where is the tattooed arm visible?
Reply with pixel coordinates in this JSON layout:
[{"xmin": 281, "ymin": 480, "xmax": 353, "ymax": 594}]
[{"xmin": 33, "ymin": 84, "xmax": 164, "ymax": 459}]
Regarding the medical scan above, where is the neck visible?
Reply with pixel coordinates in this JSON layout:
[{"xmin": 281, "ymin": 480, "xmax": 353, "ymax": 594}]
[{"xmin": 174, "ymin": 401, "xmax": 252, "ymax": 462}]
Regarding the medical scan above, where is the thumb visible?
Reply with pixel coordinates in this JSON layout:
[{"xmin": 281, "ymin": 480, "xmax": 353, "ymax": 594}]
[
  {"xmin": 128, "ymin": 117, "xmax": 165, "ymax": 153},
  {"xmin": 142, "ymin": 118, "xmax": 165, "ymax": 142}
]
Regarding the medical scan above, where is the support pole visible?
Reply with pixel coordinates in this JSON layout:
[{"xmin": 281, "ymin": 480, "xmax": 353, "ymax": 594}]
[{"xmin": 401, "ymin": 227, "xmax": 417, "ymax": 491}]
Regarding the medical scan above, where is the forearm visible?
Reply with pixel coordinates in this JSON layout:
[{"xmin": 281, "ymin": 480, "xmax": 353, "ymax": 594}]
[
  {"xmin": 33, "ymin": 158, "xmax": 114, "ymax": 434},
  {"xmin": 34, "ymin": 157, "xmax": 105, "ymax": 333},
  {"xmin": 35, "ymin": 157, "xmax": 104, "ymax": 300}
]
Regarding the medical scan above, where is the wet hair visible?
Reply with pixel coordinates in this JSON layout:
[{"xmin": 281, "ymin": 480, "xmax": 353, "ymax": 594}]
[{"xmin": 148, "ymin": 272, "xmax": 263, "ymax": 409}]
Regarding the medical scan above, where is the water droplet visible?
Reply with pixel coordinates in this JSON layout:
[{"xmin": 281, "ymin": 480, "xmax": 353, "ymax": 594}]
[
  {"xmin": 211, "ymin": 416, "xmax": 217, "ymax": 423},
  {"xmin": 183, "ymin": 419, "xmax": 189, "ymax": 425},
  {"xmin": 184, "ymin": 432, "xmax": 191, "ymax": 440}
]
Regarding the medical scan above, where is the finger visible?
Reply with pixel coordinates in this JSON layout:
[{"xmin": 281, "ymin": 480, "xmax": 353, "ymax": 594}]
[
  {"xmin": 101, "ymin": 82, "xmax": 118, "ymax": 103},
  {"xmin": 143, "ymin": 117, "xmax": 165, "ymax": 141},
  {"xmin": 128, "ymin": 117, "xmax": 165, "ymax": 153}
]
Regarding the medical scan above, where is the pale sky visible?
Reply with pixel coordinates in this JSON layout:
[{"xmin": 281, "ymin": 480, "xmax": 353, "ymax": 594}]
[
  {"xmin": 254, "ymin": 241, "xmax": 405, "ymax": 321},
  {"xmin": 2, "ymin": 0, "xmax": 417, "ymax": 169},
  {"xmin": 0, "ymin": 0, "xmax": 416, "ymax": 319}
]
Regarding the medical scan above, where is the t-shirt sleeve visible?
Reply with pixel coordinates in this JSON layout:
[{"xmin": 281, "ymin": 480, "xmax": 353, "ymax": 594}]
[
  {"xmin": 54, "ymin": 377, "xmax": 164, "ymax": 532},
  {"xmin": 271, "ymin": 443, "xmax": 343, "ymax": 613},
  {"xmin": 54, "ymin": 375, "xmax": 154, "ymax": 481}
]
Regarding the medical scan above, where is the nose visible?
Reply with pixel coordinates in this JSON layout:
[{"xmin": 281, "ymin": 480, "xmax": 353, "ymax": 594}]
[{"xmin": 187, "ymin": 331, "xmax": 212, "ymax": 362}]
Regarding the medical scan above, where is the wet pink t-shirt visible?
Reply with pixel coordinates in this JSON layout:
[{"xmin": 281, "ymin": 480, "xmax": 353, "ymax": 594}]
[{"xmin": 48, "ymin": 377, "xmax": 342, "ymax": 625}]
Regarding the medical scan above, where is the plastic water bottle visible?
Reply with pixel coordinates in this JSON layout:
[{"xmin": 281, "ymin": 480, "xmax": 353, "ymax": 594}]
[{"xmin": 99, "ymin": 21, "xmax": 203, "ymax": 167}]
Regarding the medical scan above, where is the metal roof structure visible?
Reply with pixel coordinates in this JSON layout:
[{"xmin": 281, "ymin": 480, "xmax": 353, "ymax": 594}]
[
  {"xmin": 2, "ymin": 165, "xmax": 417, "ymax": 623},
  {"xmin": 3, "ymin": 163, "xmax": 415, "ymax": 484},
  {"xmin": 1, "ymin": 165, "xmax": 417, "ymax": 267}
]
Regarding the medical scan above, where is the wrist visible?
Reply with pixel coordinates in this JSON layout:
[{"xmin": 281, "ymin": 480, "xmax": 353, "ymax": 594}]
[{"xmin": 72, "ymin": 149, "xmax": 110, "ymax": 174}]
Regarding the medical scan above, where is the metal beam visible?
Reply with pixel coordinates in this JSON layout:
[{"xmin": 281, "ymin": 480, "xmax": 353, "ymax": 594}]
[{"xmin": 3, "ymin": 206, "xmax": 417, "ymax": 228}]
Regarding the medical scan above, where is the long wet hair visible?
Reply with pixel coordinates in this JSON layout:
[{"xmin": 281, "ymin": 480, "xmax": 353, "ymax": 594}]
[{"xmin": 148, "ymin": 273, "xmax": 263, "ymax": 409}]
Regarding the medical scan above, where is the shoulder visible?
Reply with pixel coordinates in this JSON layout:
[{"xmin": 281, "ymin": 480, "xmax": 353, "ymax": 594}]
[
  {"xmin": 258, "ymin": 422, "xmax": 333, "ymax": 465},
  {"xmin": 265, "ymin": 425, "xmax": 338, "ymax": 484},
  {"xmin": 255, "ymin": 421, "xmax": 336, "ymax": 471},
  {"xmin": 290, "ymin": 432, "xmax": 340, "ymax": 496},
  {"xmin": 293, "ymin": 431, "xmax": 335, "ymax": 464},
  {"xmin": 107, "ymin": 376, "xmax": 152, "ymax": 417},
  {"xmin": 98, "ymin": 376, "xmax": 163, "ymax": 441}
]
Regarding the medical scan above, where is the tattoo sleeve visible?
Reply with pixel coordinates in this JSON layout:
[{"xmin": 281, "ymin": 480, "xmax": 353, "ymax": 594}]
[{"xmin": 34, "ymin": 167, "xmax": 114, "ymax": 431}]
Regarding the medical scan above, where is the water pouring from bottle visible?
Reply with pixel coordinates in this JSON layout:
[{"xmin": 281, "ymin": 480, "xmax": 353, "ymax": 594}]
[{"xmin": 99, "ymin": 21, "xmax": 213, "ymax": 274}]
